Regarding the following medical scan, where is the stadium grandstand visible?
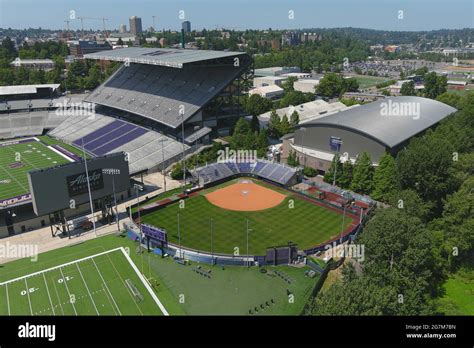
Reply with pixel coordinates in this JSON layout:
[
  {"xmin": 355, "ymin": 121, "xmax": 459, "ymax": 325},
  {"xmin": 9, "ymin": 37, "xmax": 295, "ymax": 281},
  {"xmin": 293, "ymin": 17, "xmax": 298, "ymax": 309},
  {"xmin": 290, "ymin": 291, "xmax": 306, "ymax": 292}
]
[
  {"xmin": 83, "ymin": 47, "xmax": 253, "ymax": 139},
  {"xmin": 0, "ymin": 84, "xmax": 86, "ymax": 139},
  {"xmin": 48, "ymin": 112, "xmax": 186, "ymax": 174},
  {"xmin": 193, "ymin": 160, "xmax": 299, "ymax": 187},
  {"xmin": 0, "ymin": 48, "xmax": 253, "ymax": 236}
]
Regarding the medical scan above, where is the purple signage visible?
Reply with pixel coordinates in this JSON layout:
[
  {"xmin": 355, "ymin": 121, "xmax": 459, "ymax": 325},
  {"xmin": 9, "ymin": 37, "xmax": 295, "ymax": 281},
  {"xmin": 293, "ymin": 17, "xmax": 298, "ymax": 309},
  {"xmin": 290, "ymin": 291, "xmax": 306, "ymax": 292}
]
[{"xmin": 141, "ymin": 223, "xmax": 168, "ymax": 243}]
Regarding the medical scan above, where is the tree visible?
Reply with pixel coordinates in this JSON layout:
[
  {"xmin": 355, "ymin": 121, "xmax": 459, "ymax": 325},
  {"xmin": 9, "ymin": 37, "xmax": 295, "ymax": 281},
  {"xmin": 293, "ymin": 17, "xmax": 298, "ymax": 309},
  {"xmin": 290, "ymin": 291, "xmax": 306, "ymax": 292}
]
[
  {"xmin": 350, "ymin": 152, "xmax": 374, "ymax": 194},
  {"xmin": 289, "ymin": 110, "xmax": 299, "ymax": 130},
  {"xmin": 242, "ymin": 94, "xmax": 273, "ymax": 116},
  {"xmin": 372, "ymin": 153, "xmax": 398, "ymax": 201},
  {"xmin": 230, "ymin": 117, "xmax": 250, "ymax": 149},
  {"xmin": 338, "ymin": 161, "xmax": 353, "ymax": 189},
  {"xmin": 268, "ymin": 109, "xmax": 281, "ymax": 138},
  {"xmin": 429, "ymin": 176, "xmax": 474, "ymax": 270},
  {"xmin": 316, "ymin": 73, "xmax": 346, "ymax": 98},
  {"xmin": 303, "ymin": 166, "xmax": 317, "ymax": 177},
  {"xmin": 424, "ymin": 72, "xmax": 447, "ymax": 99},
  {"xmin": 281, "ymin": 76, "xmax": 297, "ymax": 92},
  {"xmin": 400, "ymin": 81, "xmax": 416, "ymax": 96},
  {"xmin": 323, "ymin": 153, "xmax": 343, "ymax": 185},
  {"xmin": 279, "ymin": 114, "xmax": 291, "ymax": 136},
  {"xmin": 279, "ymin": 90, "xmax": 313, "ymax": 108},
  {"xmin": 287, "ymin": 150, "xmax": 300, "ymax": 167},
  {"xmin": 256, "ymin": 128, "xmax": 269, "ymax": 158},
  {"xmin": 250, "ymin": 114, "xmax": 260, "ymax": 133},
  {"xmin": 396, "ymin": 132, "xmax": 457, "ymax": 209}
]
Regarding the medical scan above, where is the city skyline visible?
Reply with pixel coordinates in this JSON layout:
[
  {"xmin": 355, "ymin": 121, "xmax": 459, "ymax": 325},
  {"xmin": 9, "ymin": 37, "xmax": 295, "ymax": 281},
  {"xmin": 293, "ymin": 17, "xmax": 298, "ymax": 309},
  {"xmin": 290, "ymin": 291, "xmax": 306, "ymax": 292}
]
[{"xmin": 0, "ymin": 0, "xmax": 472, "ymax": 32}]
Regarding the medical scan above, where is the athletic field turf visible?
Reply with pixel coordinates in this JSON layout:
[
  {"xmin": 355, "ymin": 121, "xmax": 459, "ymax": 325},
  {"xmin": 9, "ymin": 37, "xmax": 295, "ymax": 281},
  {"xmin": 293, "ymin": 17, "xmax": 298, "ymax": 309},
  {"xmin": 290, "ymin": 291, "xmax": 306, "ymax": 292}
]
[
  {"xmin": 0, "ymin": 235, "xmax": 317, "ymax": 315},
  {"xmin": 0, "ymin": 139, "xmax": 71, "ymax": 202},
  {"xmin": 0, "ymin": 247, "xmax": 166, "ymax": 316},
  {"xmin": 140, "ymin": 179, "xmax": 354, "ymax": 255}
]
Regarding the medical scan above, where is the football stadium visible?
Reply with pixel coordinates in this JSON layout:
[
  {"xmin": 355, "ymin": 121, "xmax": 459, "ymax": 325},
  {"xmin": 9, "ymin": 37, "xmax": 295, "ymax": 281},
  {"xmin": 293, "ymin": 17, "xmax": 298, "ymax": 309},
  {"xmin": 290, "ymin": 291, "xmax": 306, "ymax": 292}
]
[{"xmin": 0, "ymin": 47, "xmax": 253, "ymax": 238}]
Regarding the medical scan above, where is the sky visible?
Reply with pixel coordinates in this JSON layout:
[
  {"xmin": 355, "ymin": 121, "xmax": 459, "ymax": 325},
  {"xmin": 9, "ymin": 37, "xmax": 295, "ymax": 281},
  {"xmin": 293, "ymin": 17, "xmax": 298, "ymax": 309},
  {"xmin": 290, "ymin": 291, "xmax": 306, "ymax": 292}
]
[{"xmin": 0, "ymin": 0, "xmax": 473, "ymax": 32}]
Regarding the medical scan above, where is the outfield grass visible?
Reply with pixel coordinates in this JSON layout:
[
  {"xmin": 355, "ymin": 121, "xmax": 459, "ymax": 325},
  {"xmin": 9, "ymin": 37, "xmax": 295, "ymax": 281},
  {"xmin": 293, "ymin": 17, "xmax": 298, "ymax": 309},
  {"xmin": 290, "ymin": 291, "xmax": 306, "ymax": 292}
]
[
  {"xmin": 0, "ymin": 139, "xmax": 71, "ymax": 201},
  {"xmin": 436, "ymin": 269, "xmax": 474, "ymax": 315},
  {"xmin": 140, "ymin": 179, "xmax": 353, "ymax": 255},
  {"xmin": 0, "ymin": 234, "xmax": 318, "ymax": 315}
]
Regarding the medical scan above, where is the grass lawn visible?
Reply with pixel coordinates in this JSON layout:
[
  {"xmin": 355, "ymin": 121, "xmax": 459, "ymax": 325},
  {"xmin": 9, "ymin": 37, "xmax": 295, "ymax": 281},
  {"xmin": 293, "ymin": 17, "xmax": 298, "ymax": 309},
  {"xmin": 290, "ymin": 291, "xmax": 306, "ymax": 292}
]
[
  {"xmin": 38, "ymin": 135, "xmax": 90, "ymax": 159},
  {"xmin": 351, "ymin": 75, "xmax": 391, "ymax": 89},
  {"xmin": 0, "ymin": 139, "xmax": 70, "ymax": 201},
  {"xmin": 140, "ymin": 179, "xmax": 353, "ymax": 255},
  {"xmin": 436, "ymin": 269, "xmax": 474, "ymax": 315},
  {"xmin": 0, "ymin": 234, "xmax": 317, "ymax": 315},
  {"xmin": 147, "ymin": 254, "xmax": 316, "ymax": 315}
]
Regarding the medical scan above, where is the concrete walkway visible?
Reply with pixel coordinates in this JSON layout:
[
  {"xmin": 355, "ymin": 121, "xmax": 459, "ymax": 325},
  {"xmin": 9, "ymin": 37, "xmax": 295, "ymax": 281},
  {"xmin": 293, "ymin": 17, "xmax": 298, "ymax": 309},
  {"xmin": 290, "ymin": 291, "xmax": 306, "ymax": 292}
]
[{"xmin": 0, "ymin": 174, "xmax": 182, "ymax": 265}]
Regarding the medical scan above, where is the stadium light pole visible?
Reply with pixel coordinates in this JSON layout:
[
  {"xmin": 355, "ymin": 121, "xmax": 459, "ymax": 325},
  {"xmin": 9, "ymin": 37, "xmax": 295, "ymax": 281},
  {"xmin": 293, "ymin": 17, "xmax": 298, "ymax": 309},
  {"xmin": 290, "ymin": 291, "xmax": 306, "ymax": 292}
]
[
  {"xmin": 180, "ymin": 111, "xmax": 186, "ymax": 187},
  {"xmin": 246, "ymin": 220, "xmax": 252, "ymax": 268},
  {"xmin": 82, "ymin": 138, "xmax": 97, "ymax": 237},
  {"xmin": 210, "ymin": 218, "xmax": 214, "ymax": 265},
  {"xmin": 161, "ymin": 138, "xmax": 166, "ymax": 193},
  {"xmin": 332, "ymin": 152, "xmax": 339, "ymax": 187},
  {"xmin": 177, "ymin": 213, "xmax": 182, "ymax": 259},
  {"xmin": 339, "ymin": 203, "xmax": 346, "ymax": 244},
  {"xmin": 111, "ymin": 173, "xmax": 120, "ymax": 231}
]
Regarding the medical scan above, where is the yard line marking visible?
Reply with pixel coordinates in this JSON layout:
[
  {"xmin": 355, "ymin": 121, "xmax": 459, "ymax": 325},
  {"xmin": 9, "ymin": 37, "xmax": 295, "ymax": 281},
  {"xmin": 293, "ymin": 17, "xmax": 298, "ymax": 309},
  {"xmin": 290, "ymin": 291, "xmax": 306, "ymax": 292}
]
[
  {"xmin": 91, "ymin": 258, "xmax": 122, "ymax": 316},
  {"xmin": 59, "ymin": 267, "xmax": 78, "ymax": 316},
  {"xmin": 0, "ymin": 163, "xmax": 29, "ymax": 192},
  {"xmin": 24, "ymin": 278, "xmax": 33, "ymax": 315},
  {"xmin": 5, "ymin": 284, "xmax": 11, "ymax": 316},
  {"xmin": 51, "ymin": 277, "xmax": 64, "ymax": 315},
  {"xmin": 119, "ymin": 247, "xmax": 169, "ymax": 316},
  {"xmin": 42, "ymin": 273, "xmax": 55, "ymax": 316},
  {"xmin": 76, "ymin": 263, "xmax": 99, "ymax": 315},
  {"xmin": 105, "ymin": 253, "xmax": 143, "ymax": 315},
  {"xmin": 101, "ymin": 282, "xmax": 118, "ymax": 316},
  {"xmin": 0, "ymin": 247, "xmax": 123, "ymax": 286}
]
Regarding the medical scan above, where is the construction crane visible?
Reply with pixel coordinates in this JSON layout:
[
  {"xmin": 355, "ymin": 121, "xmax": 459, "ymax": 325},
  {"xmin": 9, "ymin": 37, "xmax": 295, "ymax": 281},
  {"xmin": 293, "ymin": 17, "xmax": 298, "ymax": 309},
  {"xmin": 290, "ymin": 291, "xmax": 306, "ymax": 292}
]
[
  {"xmin": 152, "ymin": 16, "xmax": 157, "ymax": 31},
  {"xmin": 77, "ymin": 16, "xmax": 109, "ymax": 38},
  {"xmin": 64, "ymin": 20, "xmax": 70, "ymax": 39}
]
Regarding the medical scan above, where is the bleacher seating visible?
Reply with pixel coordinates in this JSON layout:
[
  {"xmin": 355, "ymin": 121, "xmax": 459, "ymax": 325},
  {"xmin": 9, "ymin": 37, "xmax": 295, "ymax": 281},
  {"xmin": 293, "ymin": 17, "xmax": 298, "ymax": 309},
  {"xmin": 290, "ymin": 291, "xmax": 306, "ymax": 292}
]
[
  {"xmin": 194, "ymin": 160, "xmax": 298, "ymax": 186},
  {"xmin": 48, "ymin": 112, "xmax": 189, "ymax": 174},
  {"xmin": 85, "ymin": 63, "xmax": 246, "ymax": 128}
]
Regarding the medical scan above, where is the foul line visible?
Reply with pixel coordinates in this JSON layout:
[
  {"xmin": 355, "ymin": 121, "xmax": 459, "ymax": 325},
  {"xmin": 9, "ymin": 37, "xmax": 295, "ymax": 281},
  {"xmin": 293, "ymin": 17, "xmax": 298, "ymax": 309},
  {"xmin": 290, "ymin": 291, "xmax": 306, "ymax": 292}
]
[{"xmin": 119, "ymin": 247, "xmax": 169, "ymax": 316}]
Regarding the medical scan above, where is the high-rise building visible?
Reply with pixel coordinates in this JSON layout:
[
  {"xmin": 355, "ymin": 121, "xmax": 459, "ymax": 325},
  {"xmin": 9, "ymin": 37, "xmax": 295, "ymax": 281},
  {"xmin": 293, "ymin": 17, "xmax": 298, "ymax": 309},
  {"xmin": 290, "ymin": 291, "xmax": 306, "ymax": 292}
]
[
  {"xmin": 119, "ymin": 24, "xmax": 127, "ymax": 33},
  {"xmin": 182, "ymin": 21, "xmax": 191, "ymax": 33},
  {"xmin": 129, "ymin": 16, "xmax": 142, "ymax": 35}
]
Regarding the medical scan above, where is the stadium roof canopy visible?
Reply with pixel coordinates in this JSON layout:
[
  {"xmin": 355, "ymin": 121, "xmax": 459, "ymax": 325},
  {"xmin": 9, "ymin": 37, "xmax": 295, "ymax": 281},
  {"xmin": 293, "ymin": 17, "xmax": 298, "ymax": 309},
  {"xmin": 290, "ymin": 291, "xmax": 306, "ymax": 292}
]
[
  {"xmin": 0, "ymin": 84, "xmax": 60, "ymax": 96},
  {"xmin": 84, "ymin": 47, "xmax": 248, "ymax": 68},
  {"xmin": 302, "ymin": 96, "xmax": 457, "ymax": 148}
]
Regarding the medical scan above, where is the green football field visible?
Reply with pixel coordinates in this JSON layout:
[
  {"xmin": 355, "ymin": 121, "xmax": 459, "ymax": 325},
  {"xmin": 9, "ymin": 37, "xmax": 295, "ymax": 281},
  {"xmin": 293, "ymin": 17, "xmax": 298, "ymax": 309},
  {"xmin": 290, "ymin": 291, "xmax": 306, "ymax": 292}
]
[
  {"xmin": 0, "ymin": 247, "xmax": 166, "ymax": 316},
  {"xmin": 140, "ymin": 179, "xmax": 354, "ymax": 255},
  {"xmin": 0, "ymin": 139, "xmax": 71, "ymax": 202},
  {"xmin": 0, "ymin": 235, "xmax": 318, "ymax": 315}
]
